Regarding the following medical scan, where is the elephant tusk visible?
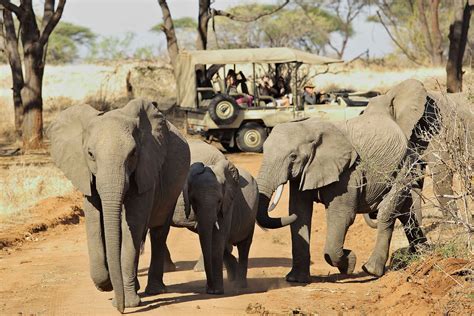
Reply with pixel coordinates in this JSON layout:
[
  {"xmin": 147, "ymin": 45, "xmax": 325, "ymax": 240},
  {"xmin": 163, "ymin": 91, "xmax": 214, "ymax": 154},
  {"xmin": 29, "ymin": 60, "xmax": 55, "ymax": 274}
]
[
  {"xmin": 268, "ymin": 183, "xmax": 285, "ymax": 212},
  {"xmin": 215, "ymin": 221, "xmax": 220, "ymax": 230}
]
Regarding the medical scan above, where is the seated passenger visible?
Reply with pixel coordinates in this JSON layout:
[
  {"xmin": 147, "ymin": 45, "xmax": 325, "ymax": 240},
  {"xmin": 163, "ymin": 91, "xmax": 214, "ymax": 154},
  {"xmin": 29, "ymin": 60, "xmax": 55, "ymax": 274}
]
[
  {"xmin": 226, "ymin": 71, "xmax": 253, "ymax": 106},
  {"xmin": 196, "ymin": 69, "xmax": 214, "ymax": 99},
  {"xmin": 302, "ymin": 82, "xmax": 325, "ymax": 105},
  {"xmin": 273, "ymin": 76, "xmax": 291, "ymax": 107}
]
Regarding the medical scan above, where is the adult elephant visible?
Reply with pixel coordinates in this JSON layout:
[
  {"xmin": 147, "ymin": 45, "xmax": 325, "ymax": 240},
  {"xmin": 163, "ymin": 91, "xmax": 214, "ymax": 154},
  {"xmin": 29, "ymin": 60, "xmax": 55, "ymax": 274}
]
[
  {"xmin": 256, "ymin": 79, "xmax": 437, "ymax": 282},
  {"xmin": 48, "ymin": 99, "xmax": 190, "ymax": 313},
  {"xmin": 363, "ymin": 91, "xmax": 473, "ymax": 228}
]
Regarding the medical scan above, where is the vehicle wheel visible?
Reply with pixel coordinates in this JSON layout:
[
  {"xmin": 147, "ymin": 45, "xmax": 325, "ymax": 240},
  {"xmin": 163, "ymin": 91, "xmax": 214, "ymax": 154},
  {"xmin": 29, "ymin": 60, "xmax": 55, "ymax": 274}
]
[
  {"xmin": 208, "ymin": 94, "xmax": 239, "ymax": 125},
  {"xmin": 221, "ymin": 142, "xmax": 240, "ymax": 153},
  {"xmin": 236, "ymin": 123, "xmax": 267, "ymax": 153}
]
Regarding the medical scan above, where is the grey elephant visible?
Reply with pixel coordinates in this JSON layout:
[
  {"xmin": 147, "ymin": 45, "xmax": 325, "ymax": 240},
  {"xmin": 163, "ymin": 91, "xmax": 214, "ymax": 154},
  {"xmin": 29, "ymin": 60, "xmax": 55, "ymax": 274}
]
[
  {"xmin": 47, "ymin": 99, "xmax": 190, "ymax": 312},
  {"xmin": 168, "ymin": 140, "xmax": 258, "ymax": 294},
  {"xmin": 255, "ymin": 79, "xmax": 438, "ymax": 282},
  {"xmin": 363, "ymin": 91, "xmax": 473, "ymax": 228}
]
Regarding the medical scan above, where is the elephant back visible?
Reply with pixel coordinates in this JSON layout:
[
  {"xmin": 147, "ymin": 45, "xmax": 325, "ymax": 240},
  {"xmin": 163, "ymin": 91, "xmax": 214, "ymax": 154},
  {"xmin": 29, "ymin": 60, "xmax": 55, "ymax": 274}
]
[
  {"xmin": 189, "ymin": 140, "xmax": 226, "ymax": 165},
  {"xmin": 341, "ymin": 116, "xmax": 407, "ymax": 176}
]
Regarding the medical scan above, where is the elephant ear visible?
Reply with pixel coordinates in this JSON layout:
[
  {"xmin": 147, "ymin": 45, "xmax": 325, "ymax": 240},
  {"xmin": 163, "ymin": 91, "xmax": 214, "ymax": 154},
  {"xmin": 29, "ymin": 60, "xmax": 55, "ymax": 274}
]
[
  {"xmin": 47, "ymin": 104, "xmax": 100, "ymax": 196},
  {"xmin": 299, "ymin": 121, "xmax": 358, "ymax": 191},
  {"xmin": 120, "ymin": 99, "xmax": 169, "ymax": 194},
  {"xmin": 184, "ymin": 162, "xmax": 206, "ymax": 218},
  {"xmin": 214, "ymin": 159, "xmax": 240, "ymax": 219},
  {"xmin": 365, "ymin": 79, "xmax": 428, "ymax": 139}
]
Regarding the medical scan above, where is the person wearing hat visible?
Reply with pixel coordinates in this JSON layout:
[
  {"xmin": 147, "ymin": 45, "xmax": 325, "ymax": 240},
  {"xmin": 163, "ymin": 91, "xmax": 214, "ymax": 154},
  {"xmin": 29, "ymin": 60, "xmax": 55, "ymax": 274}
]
[{"xmin": 302, "ymin": 82, "xmax": 325, "ymax": 105}]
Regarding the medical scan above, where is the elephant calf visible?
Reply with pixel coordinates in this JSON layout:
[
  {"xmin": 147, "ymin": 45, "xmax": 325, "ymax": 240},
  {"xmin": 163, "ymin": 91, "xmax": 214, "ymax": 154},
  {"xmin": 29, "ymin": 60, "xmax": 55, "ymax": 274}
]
[{"xmin": 185, "ymin": 159, "xmax": 258, "ymax": 294}]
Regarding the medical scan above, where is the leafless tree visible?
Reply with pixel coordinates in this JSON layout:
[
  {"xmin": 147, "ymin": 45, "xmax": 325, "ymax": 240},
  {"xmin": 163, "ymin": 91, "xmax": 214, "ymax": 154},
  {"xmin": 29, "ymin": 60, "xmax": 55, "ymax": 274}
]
[{"xmin": 0, "ymin": 0, "xmax": 66, "ymax": 150}]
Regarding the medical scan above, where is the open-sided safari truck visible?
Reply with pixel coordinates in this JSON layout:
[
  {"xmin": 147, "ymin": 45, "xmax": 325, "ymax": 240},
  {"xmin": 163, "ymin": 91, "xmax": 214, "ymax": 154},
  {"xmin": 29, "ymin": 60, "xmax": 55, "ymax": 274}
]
[{"xmin": 176, "ymin": 47, "xmax": 372, "ymax": 152}]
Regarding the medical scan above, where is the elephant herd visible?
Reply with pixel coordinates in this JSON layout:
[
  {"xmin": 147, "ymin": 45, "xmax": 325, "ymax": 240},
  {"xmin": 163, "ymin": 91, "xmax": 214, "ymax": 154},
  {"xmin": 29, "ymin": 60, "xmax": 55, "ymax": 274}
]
[{"xmin": 48, "ymin": 79, "xmax": 472, "ymax": 313}]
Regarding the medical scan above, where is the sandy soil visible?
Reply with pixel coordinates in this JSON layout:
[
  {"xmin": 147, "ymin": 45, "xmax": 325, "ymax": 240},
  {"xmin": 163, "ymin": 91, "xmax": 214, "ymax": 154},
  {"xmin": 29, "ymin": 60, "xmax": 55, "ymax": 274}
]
[{"xmin": 0, "ymin": 153, "xmax": 471, "ymax": 315}]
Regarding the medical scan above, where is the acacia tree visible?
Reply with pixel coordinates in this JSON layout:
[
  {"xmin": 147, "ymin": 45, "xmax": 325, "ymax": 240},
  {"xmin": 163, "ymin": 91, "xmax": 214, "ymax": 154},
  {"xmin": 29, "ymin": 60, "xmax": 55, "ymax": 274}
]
[
  {"xmin": 372, "ymin": 0, "xmax": 452, "ymax": 66},
  {"xmin": 446, "ymin": 0, "xmax": 474, "ymax": 92},
  {"xmin": 156, "ymin": 0, "xmax": 289, "ymax": 66},
  {"xmin": 0, "ymin": 0, "xmax": 66, "ymax": 150}
]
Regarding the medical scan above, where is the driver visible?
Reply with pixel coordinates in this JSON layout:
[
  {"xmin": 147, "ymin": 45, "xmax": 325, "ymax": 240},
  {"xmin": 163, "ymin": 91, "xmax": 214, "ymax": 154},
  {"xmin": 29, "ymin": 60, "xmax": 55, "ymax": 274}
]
[{"xmin": 302, "ymin": 82, "xmax": 325, "ymax": 105}]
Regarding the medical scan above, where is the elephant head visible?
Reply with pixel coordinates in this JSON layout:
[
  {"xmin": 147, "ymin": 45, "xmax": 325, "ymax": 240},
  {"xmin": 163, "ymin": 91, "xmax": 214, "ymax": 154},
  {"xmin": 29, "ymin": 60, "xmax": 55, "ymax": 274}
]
[{"xmin": 47, "ymin": 99, "xmax": 169, "ymax": 312}]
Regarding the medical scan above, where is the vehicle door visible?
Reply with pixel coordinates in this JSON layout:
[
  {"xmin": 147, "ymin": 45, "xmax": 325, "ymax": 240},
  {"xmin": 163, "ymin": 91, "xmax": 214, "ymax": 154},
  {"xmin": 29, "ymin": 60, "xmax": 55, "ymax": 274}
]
[{"xmin": 304, "ymin": 103, "xmax": 346, "ymax": 122}]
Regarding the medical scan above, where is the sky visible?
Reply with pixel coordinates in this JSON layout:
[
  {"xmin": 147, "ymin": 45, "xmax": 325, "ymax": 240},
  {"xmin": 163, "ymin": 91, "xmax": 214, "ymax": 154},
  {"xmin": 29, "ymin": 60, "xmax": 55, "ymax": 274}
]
[{"xmin": 61, "ymin": 0, "xmax": 394, "ymax": 60}]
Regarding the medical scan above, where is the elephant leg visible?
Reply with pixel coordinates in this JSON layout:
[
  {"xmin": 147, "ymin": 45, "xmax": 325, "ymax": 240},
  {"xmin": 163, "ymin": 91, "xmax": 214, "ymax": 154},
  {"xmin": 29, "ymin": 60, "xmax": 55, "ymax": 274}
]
[
  {"xmin": 286, "ymin": 180, "xmax": 314, "ymax": 284},
  {"xmin": 431, "ymin": 164, "xmax": 457, "ymax": 217},
  {"xmin": 145, "ymin": 221, "xmax": 171, "ymax": 295},
  {"xmin": 223, "ymin": 246, "xmax": 238, "ymax": 282},
  {"xmin": 397, "ymin": 195, "xmax": 428, "ymax": 252},
  {"xmin": 83, "ymin": 195, "xmax": 112, "ymax": 292},
  {"xmin": 235, "ymin": 231, "xmax": 254, "ymax": 288},
  {"xmin": 323, "ymin": 202, "xmax": 357, "ymax": 275},
  {"xmin": 163, "ymin": 244, "xmax": 176, "ymax": 272}
]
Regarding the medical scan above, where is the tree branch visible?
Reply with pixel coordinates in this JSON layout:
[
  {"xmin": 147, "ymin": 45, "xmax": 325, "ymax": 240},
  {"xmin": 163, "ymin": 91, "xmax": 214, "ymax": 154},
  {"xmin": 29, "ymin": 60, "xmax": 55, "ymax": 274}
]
[
  {"xmin": 0, "ymin": 0, "xmax": 23, "ymax": 18},
  {"xmin": 38, "ymin": 0, "xmax": 66, "ymax": 47},
  {"xmin": 212, "ymin": 0, "xmax": 289, "ymax": 22},
  {"xmin": 376, "ymin": 10, "xmax": 423, "ymax": 66}
]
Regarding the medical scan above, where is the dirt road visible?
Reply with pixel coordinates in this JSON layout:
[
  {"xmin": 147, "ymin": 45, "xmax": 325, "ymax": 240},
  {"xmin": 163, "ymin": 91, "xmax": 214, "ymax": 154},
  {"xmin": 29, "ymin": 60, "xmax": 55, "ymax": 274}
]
[{"xmin": 0, "ymin": 153, "xmax": 465, "ymax": 315}]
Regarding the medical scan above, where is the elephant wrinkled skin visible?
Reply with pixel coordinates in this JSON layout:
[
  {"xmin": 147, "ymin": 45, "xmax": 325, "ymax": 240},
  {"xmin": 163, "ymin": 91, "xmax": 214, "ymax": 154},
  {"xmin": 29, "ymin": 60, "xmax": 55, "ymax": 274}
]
[
  {"xmin": 168, "ymin": 140, "xmax": 258, "ymax": 294},
  {"xmin": 48, "ymin": 99, "xmax": 190, "ymax": 312},
  {"xmin": 256, "ymin": 79, "xmax": 437, "ymax": 282}
]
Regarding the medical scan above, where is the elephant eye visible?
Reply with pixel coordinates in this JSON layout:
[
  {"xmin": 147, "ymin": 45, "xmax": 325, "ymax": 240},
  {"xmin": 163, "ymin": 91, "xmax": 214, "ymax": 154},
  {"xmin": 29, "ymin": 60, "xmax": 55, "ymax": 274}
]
[
  {"xmin": 88, "ymin": 150, "xmax": 95, "ymax": 161},
  {"xmin": 289, "ymin": 153, "xmax": 297, "ymax": 161}
]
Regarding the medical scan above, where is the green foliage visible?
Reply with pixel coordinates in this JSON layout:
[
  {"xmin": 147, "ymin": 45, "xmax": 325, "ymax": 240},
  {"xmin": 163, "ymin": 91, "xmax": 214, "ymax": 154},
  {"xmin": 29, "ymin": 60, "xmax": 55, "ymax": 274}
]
[
  {"xmin": 210, "ymin": 3, "xmax": 343, "ymax": 53},
  {"xmin": 87, "ymin": 32, "xmax": 136, "ymax": 61},
  {"xmin": 47, "ymin": 21, "xmax": 96, "ymax": 64},
  {"xmin": 150, "ymin": 17, "xmax": 198, "ymax": 32}
]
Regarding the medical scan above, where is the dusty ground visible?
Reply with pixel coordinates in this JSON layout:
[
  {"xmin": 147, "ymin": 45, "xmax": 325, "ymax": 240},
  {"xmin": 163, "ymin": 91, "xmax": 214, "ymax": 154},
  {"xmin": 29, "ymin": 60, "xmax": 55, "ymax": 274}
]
[{"xmin": 0, "ymin": 152, "xmax": 471, "ymax": 315}]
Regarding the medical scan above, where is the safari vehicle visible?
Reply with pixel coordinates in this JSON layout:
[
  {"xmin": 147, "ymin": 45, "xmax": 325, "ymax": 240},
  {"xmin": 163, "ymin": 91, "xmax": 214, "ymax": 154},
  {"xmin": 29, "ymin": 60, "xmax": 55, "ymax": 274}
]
[{"xmin": 176, "ymin": 47, "xmax": 375, "ymax": 152}]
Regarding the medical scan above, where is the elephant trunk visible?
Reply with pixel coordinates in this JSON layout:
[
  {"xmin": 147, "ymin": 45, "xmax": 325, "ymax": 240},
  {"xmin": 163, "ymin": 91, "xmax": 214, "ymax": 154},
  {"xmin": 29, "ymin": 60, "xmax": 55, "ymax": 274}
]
[
  {"xmin": 256, "ymin": 172, "xmax": 297, "ymax": 229},
  {"xmin": 97, "ymin": 171, "xmax": 127, "ymax": 313}
]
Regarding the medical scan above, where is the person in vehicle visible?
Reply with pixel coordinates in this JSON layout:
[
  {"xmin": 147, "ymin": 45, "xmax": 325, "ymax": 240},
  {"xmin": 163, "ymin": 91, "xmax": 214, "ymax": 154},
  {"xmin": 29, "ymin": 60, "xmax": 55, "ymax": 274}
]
[
  {"xmin": 226, "ymin": 70, "xmax": 253, "ymax": 106},
  {"xmin": 273, "ymin": 76, "xmax": 291, "ymax": 107},
  {"xmin": 257, "ymin": 75, "xmax": 290, "ymax": 107},
  {"xmin": 302, "ymin": 82, "xmax": 325, "ymax": 105},
  {"xmin": 196, "ymin": 69, "xmax": 214, "ymax": 99}
]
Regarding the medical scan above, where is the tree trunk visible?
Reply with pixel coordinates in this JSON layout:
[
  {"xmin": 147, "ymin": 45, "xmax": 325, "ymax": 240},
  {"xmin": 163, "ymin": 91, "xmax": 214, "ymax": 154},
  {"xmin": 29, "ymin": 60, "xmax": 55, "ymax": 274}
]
[
  {"xmin": 446, "ymin": 0, "xmax": 473, "ymax": 93},
  {"xmin": 21, "ymin": 50, "xmax": 45, "ymax": 149},
  {"xmin": 197, "ymin": 0, "xmax": 211, "ymax": 50},
  {"xmin": 430, "ymin": 0, "xmax": 443, "ymax": 66},
  {"xmin": 2, "ymin": 9, "xmax": 24, "ymax": 135},
  {"xmin": 157, "ymin": 0, "xmax": 179, "ymax": 67}
]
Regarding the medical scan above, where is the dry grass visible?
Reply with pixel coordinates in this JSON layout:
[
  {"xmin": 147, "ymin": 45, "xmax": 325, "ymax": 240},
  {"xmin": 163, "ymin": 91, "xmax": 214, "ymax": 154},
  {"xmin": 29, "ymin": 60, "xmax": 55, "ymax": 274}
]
[{"xmin": 0, "ymin": 164, "xmax": 74, "ymax": 216}]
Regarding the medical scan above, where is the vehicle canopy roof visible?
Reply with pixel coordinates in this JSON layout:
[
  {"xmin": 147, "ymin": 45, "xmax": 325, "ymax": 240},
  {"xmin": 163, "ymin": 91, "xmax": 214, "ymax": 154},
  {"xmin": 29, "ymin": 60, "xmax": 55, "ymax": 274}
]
[{"xmin": 175, "ymin": 47, "xmax": 342, "ymax": 108}]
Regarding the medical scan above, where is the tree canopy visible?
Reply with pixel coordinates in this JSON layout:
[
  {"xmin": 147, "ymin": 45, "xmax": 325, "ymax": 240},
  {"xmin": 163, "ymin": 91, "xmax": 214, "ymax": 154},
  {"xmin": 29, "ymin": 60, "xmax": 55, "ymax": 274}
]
[{"xmin": 48, "ymin": 21, "xmax": 96, "ymax": 63}]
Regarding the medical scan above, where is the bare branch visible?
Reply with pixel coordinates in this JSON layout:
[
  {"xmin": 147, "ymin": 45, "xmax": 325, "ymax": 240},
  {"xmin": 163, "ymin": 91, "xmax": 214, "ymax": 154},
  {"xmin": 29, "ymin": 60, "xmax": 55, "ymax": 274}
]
[
  {"xmin": 376, "ymin": 10, "xmax": 423, "ymax": 66},
  {"xmin": 212, "ymin": 0, "xmax": 289, "ymax": 22},
  {"xmin": 0, "ymin": 0, "xmax": 23, "ymax": 18},
  {"xmin": 38, "ymin": 0, "xmax": 66, "ymax": 47}
]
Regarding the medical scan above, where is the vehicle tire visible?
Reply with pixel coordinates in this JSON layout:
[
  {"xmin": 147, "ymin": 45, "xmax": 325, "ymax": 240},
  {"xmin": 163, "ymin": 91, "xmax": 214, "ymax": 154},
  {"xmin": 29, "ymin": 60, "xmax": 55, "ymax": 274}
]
[
  {"xmin": 236, "ymin": 123, "xmax": 267, "ymax": 153},
  {"xmin": 208, "ymin": 94, "xmax": 239, "ymax": 125}
]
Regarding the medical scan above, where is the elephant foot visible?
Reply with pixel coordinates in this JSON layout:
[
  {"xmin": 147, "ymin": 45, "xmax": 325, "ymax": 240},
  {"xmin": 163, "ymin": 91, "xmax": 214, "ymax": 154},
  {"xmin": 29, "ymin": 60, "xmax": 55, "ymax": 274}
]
[
  {"xmin": 285, "ymin": 269, "xmax": 311, "ymax": 284},
  {"xmin": 112, "ymin": 293, "xmax": 141, "ymax": 308},
  {"xmin": 324, "ymin": 249, "xmax": 357, "ymax": 275},
  {"xmin": 206, "ymin": 286, "xmax": 224, "ymax": 295},
  {"xmin": 95, "ymin": 279, "xmax": 113, "ymax": 292},
  {"xmin": 145, "ymin": 281, "xmax": 167, "ymax": 295},
  {"xmin": 362, "ymin": 257, "xmax": 385, "ymax": 277}
]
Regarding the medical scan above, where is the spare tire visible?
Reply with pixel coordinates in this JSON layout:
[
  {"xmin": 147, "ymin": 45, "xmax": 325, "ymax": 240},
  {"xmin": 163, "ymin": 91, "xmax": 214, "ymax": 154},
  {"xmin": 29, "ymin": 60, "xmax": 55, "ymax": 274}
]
[{"xmin": 208, "ymin": 94, "xmax": 239, "ymax": 125}]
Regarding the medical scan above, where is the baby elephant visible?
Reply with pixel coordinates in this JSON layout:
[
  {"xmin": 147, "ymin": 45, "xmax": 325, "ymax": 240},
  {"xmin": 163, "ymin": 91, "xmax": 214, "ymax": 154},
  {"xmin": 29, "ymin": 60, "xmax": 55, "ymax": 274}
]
[{"xmin": 184, "ymin": 159, "xmax": 258, "ymax": 294}]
